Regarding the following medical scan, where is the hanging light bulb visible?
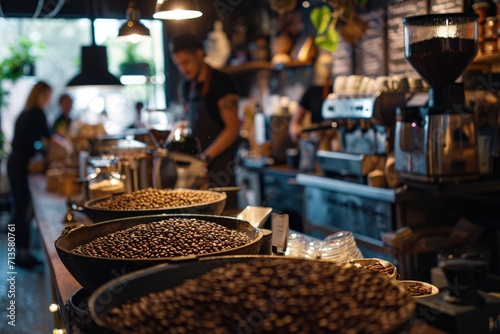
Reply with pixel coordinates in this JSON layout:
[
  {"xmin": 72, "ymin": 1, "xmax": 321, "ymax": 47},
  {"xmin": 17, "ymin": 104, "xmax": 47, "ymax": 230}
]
[
  {"xmin": 153, "ymin": 0, "xmax": 203, "ymax": 20},
  {"xmin": 118, "ymin": 2, "xmax": 150, "ymax": 43}
]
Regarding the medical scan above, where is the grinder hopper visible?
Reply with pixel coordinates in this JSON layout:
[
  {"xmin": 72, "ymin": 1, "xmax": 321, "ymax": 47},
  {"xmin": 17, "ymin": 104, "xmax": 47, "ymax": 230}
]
[
  {"xmin": 403, "ymin": 14, "xmax": 478, "ymax": 108},
  {"xmin": 395, "ymin": 14, "xmax": 480, "ymax": 184}
]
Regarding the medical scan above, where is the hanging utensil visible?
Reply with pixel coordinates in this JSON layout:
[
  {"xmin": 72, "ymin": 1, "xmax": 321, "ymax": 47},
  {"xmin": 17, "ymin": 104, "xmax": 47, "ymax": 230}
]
[
  {"xmin": 270, "ymin": 0, "xmax": 297, "ymax": 15},
  {"xmin": 326, "ymin": 0, "xmax": 367, "ymax": 45},
  {"xmin": 309, "ymin": 2, "xmax": 340, "ymax": 52}
]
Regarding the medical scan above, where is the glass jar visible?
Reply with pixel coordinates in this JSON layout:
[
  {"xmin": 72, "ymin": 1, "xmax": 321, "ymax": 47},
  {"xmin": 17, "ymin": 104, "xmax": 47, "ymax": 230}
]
[
  {"xmin": 319, "ymin": 231, "xmax": 363, "ymax": 263},
  {"xmin": 285, "ymin": 233, "xmax": 320, "ymax": 259},
  {"xmin": 87, "ymin": 156, "xmax": 124, "ymax": 199}
]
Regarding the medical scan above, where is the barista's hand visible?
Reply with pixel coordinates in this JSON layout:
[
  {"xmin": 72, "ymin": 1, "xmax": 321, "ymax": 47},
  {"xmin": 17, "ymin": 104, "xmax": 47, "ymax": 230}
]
[
  {"xmin": 199, "ymin": 153, "xmax": 212, "ymax": 167},
  {"xmin": 289, "ymin": 122, "xmax": 302, "ymax": 143},
  {"xmin": 173, "ymin": 121, "xmax": 189, "ymax": 131}
]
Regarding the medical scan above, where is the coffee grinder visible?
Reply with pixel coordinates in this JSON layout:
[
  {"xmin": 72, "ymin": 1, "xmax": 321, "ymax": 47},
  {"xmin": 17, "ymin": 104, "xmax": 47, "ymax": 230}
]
[
  {"xmin": 416, "ymin": 258, "xmax": 500, "ymax": 333},
  {"xmin": 395, "ymin": 14, "xmax": 480, "ymax": 183}
]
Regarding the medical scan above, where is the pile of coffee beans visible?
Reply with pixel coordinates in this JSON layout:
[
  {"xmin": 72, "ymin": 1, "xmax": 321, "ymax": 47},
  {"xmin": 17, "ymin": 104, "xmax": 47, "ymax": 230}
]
[
  {"xmin": 71, "ymin": 218, "xmax": 251, "ymax": 258},
  {"xmin": 356, "ymin": 261, "xmax": 396, "ymax": 278},
  {"xmin": 106, "ymin": 259, "xmax": 413, "ymax": 334},
  {"xmin": 91, "ymin": 188, "xmax": 223, "ymax": 210},
  {"xmin": 404, "ymin": 283, "xmax": 433, "ymax": 296}
]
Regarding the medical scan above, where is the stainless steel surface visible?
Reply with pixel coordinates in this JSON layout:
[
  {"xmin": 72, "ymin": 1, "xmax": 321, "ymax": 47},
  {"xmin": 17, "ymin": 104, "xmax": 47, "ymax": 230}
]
[
  {"xmin": 343, "ymin": 126, "xmax": 387, "ymax": 155},
  {"xmin": 235, "ymin": 165, "xmax": 262, "ymax": 208},
  {"xmin": 152, "ymin": 149, "xmax": 207, "ymax": 189},
  {"xmin": 110, "ymin": 139, "xmax": 150, "ymax": 193},
  {"xmin": 317, "ymin": 150, "xmax": 385, "ymax": 176},
  {"xmin": 322, "ymin": 93, "xmax": 375, "ymax": 119},
  {"xmin": 395, "ymin": 113, "xmax": 480, "ymax": 183},
  {"xmin": 296, "ymin": 173, "xmax": 397, "ymax": 202},
  {"xmin": 236, "ymin": 206, "xmax": 272, "ymax": 228},
  {"xmin": 319, "ymin": 91, "xmax": 411, "ymax": 180},
  {"xmin": 322, "ymin": 91, "xmax": 410, "ymax": 124}
]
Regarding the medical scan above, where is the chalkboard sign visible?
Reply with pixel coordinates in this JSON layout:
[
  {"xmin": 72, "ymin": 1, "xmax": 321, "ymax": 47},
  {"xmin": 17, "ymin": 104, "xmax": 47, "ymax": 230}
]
[
  {"xmin": 356, "ymin": 8, "xmax": 387, "ymax": 76},
  {"xmin": 387, "ymin": 0, "xmax": 428, "ymax": 76},
  {"xmin": 430, "ymin": 0, "xmax": 464, "ymax": 14},
  {"xmin": 332, "ymin": 41, "xmax": 354, "ymax": 76}
]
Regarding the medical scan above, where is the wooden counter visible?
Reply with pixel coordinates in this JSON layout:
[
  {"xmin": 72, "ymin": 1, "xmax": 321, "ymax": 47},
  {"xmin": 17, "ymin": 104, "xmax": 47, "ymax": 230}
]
[
  {"xmin": 29, "ymin": 174, "xmax": 88, "ymax": 332},
  {"xmin": 30, "ymin": 173, "xmax": 446, "ymax": 334}
]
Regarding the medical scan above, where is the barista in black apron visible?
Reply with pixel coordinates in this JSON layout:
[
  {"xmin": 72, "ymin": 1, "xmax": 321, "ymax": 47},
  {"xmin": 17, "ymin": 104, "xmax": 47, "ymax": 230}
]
[{"xmin": 170, "ymin": 33, "xmax": 240, "ymax": 209}]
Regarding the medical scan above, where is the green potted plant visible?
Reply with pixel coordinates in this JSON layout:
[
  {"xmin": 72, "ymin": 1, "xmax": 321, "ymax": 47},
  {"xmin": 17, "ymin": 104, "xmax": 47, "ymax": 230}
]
[
  {"xmin": 0, "ymin": 36, "xmax": 44, "ymax": 156},
  {"xmin": 118, "ymin": 42, "xmax": 154, "ymax": 77}
]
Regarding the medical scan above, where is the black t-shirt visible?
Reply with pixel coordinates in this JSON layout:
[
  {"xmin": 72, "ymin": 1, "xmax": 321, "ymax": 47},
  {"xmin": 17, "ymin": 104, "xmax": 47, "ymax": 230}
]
[
  {"xmin": 11, "ymin": 107, "xmax": 51, "ymax": 154},
  {"xmin": 299, "ymin": 85, "xmax": 332, "ymax": 124},
  {"xmin": 181, "ymin": 68, "xmax": 238, "ymax": 127}
]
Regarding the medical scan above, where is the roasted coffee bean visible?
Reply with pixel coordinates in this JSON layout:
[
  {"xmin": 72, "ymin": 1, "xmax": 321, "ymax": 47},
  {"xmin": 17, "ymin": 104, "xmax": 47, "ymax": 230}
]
[
  {"xmin": 356, "ymin": 261, "xmax": 396, "ymax": 277},
  {"xmin": 106, "ymin": 259, "xmax": 413, "ymax": 334},
  {"xmin": 72, "ymin": 218, "xmax": 250, "ymax": 258},
  {"xmin": 91, "ymin": 188, "xmax": 223, "ymax": 210},
  {"xmin": 404, "ymin": 283, "xmax": 432, "ymax": 296}
]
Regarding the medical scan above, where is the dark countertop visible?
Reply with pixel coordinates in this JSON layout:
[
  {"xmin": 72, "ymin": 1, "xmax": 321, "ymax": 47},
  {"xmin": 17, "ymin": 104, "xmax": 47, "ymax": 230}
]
[
  {"xmin": 243, "ymin": 163, "xmax": 500, "ymax": 199},
  {"xmin": 241, "ymin": 163, "xmax": 301, "ymax": 175},
  {"xmin": 240, "ymin": 163, "xmax": 325, "ymax": 179}
]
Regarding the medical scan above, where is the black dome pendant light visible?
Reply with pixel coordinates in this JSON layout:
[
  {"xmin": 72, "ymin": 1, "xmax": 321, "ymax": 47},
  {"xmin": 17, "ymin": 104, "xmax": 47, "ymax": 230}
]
[
  {"xmin": 67, "ymin": 0, "xmax": 121, "ymax": 87},
  {"xmin": 117, "ymin": 1, "xmax": 150, "ymax": 43}
]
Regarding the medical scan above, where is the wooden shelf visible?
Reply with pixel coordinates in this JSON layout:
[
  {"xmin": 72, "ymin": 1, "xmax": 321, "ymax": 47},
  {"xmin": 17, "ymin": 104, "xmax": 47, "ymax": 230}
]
[
  {"xmin": 221, "ymin": 60, "xmax": 313, "ymax": 75},
  {"xmin": 473, "ymin": 51, "xmax": 500, "ymax": 64}
]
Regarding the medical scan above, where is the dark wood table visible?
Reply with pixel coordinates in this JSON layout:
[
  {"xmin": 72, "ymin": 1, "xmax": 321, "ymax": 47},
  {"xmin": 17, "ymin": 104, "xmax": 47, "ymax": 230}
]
[
  {"xmin": 30, "ymin": 174, "xmax": 88, "ymax": 332},
  {"xmin": 30, "ymin": 174, "xmax": 447, "ymax": 334}
]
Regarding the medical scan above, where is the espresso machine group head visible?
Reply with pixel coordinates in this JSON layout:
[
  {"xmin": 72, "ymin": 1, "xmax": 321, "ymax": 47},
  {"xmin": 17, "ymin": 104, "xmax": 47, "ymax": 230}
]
[{"xmin": 395, "ymin": 14, "xmax": 480, "ymax": 184}]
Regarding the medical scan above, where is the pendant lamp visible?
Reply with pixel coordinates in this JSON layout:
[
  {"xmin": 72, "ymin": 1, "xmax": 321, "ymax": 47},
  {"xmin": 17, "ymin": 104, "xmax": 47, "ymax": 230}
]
[
  {"xmin": 67, "ymin": 0, "xmax": 121, "ymax": 87},
  {"xmin": 153, "ymin": 0, "xmax": 203, "ymax": 20},
  {"xmin": 118, "ymin": 2, "xmax": 150, "ymax": 43}
]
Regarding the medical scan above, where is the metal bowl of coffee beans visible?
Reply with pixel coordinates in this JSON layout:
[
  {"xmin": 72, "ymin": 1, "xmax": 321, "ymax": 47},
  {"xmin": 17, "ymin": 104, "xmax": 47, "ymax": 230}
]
[
  {"xmin": 89, "ymin": 256, "xmax": 416, "ymax": 334},
  {"xmin": 55, "ymin": 214, "xmax": 262, "ymax": 292},
  {"xmin": 350, "ymin": 258, "xmax": 398, "ymax": 279},
  {"xmin": 75, "ymin": 188, "xmax": 227, "ymax": 222},
  {"xmin": 400, "ymin": 280, "xmax": 439, "ymax": 298}
]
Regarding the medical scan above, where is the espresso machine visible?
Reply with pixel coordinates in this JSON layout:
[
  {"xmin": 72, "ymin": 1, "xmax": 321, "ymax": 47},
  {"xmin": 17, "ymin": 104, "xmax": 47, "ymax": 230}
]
[
  {"xmin": 320, "ymin": 90, "xmax": 409, "ymax": 183},
  {"xmin": 395, "ymin": 14, "xmax": 480, "ymax": 184}
]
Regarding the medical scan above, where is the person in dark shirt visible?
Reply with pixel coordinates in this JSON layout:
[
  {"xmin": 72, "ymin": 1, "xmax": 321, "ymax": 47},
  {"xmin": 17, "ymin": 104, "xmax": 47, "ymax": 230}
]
[
  {"xmin": 52, "ymin": 94, "xmax": 73, "ymax": 136},
  {"xmin": 289, "ymin": 84, "xmax": 332, "ymax": 142},
  {"xmin": 8, "ymin": 81, "xmax": 53, "ymax": 269},
  {"xmin": 170, "ymin": 33, "xmax": 240, "ymax": 209}
]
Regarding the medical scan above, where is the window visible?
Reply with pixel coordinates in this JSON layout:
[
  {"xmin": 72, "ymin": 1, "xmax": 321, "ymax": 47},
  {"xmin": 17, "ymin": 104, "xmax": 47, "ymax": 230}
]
[{"xmin": 0, "ymin": 17, "xmax": 165, "ymax": 143}]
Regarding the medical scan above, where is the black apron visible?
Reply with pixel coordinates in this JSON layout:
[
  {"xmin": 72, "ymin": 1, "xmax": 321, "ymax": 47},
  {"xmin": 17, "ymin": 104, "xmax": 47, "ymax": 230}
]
[{"xmin": 188, "ymin": 68, "xmax": 238, "ymax": 209}]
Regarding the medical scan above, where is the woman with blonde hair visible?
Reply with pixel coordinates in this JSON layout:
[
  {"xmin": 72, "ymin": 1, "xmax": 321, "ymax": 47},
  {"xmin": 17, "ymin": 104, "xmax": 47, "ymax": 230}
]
[{"xmin": 7, "ymin": 80, "xmax": 53, "ymax": 269}]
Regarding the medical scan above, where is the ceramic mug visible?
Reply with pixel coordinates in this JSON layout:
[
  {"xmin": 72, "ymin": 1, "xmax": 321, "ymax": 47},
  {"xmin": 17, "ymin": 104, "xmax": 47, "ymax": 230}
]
[
  {"xmin": 358, "ymin": 76, "xmax": 372, "ymax": 93},
  {"xmin": 391, "ymin": 75, "xmax": 410, "ymax": 92},
  {"xmin": 408, "ymin": 77, "xmax": 424, "ymax": 91},
  {"xmin": 374, "ymin": 76, "xmax": 391, "ymax": 92},
  {"xmin": 365, "ymin": 78, "xmax": 377, "ymax": 94},
  {"xmin": 345, "ymin": 75, "xmax": 363, "ymax": 93},
  {"xmin": 334, "ymin": 76, "xmax": 347, "ymax": 94}
]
